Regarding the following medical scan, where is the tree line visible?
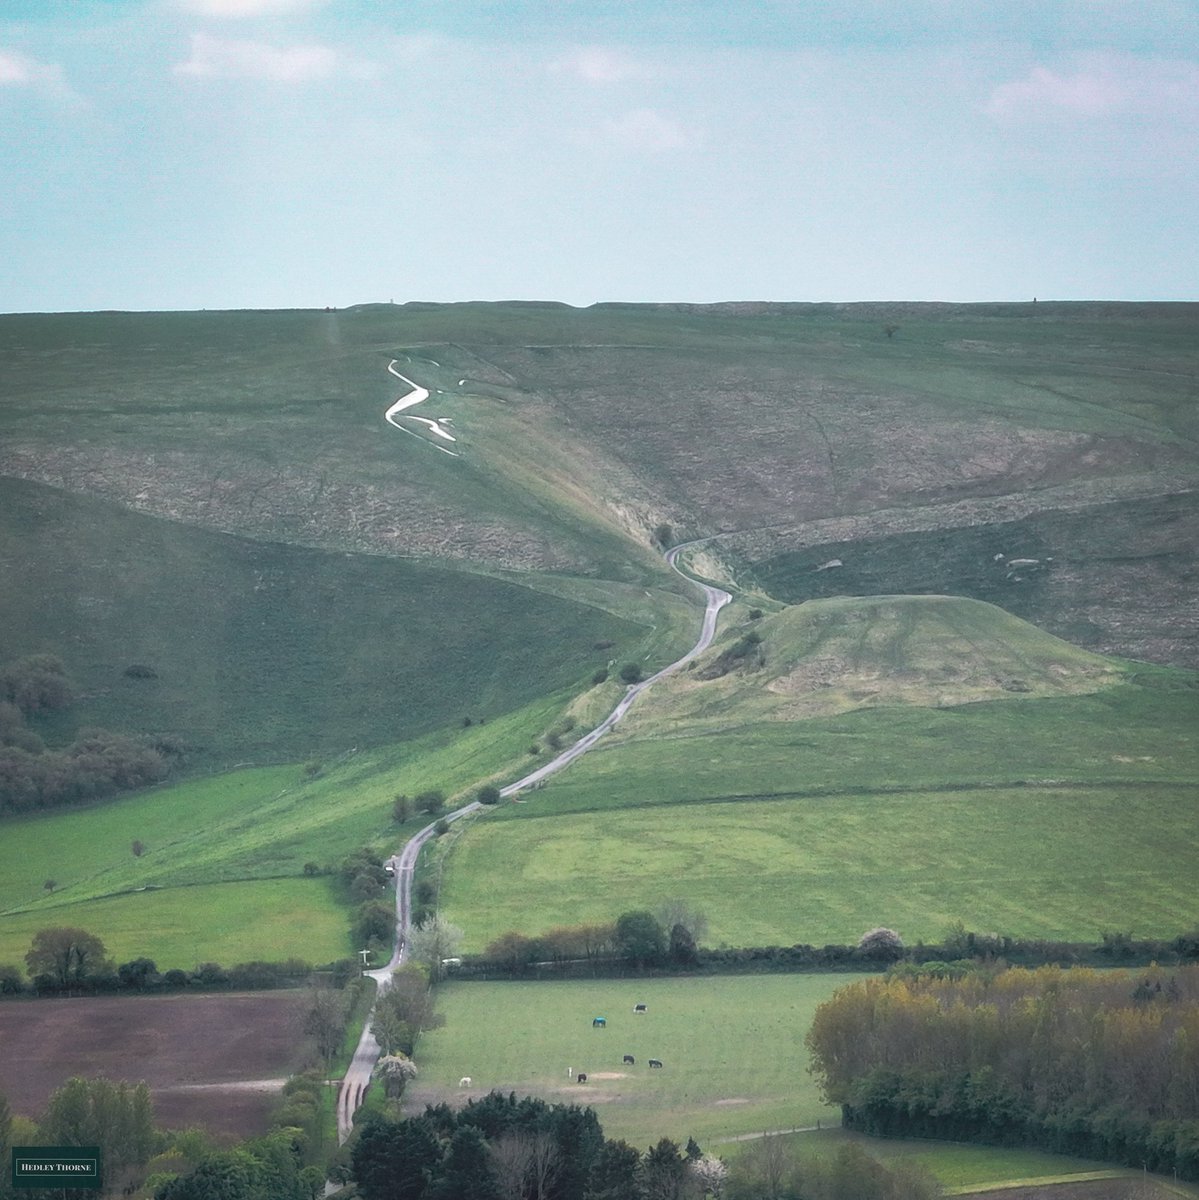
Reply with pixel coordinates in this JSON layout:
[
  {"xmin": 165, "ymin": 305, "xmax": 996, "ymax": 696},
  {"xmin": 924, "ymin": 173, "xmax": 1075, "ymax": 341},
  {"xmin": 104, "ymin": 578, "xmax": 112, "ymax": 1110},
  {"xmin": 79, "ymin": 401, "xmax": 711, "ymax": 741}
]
[
  {"xmin": 0, "ymin": 925, "xmax": 354, "ymax": 997},
  {"xmin": 458, "ymin": 917, "xmax": 1199, "ymax": 980},
  {"xmin": 806, "ymin": 964, "xmax": 1199, "ymax": 1180},
  {"xmin": 352, "ymin": 1091, "xmax": 717, "ymax": 1200},
  {"xmin": 350, "ymin": 1091, "xmax": 941, "ymax": 1200},
  {"xmin": 0, "ymin": 654, "xmax": 185, "ymax": 815},
  {"xmin": 0, "ymin": 1077, "xmax": 157, "ymax": 1199}
]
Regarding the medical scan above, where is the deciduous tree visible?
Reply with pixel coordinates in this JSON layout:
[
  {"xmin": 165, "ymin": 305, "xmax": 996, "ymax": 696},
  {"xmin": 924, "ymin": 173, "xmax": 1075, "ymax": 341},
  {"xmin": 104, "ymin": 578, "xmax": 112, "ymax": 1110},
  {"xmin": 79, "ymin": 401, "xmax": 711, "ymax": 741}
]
[
  {"xmin": 408, "ymin": 915, "xmax": 464, "ymax": 984},
  {"xmin": 26, "ymin": 927, "xmax": 111, "ymax": 989}
]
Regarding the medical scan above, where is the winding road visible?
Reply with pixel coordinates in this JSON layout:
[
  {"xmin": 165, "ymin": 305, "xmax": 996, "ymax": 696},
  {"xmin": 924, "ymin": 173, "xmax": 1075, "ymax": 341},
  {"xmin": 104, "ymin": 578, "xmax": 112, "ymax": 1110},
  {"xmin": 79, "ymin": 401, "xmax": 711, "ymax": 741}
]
[{"xmin": 334, "ymin": 379, "xmax": 732, "ymax": 1142}]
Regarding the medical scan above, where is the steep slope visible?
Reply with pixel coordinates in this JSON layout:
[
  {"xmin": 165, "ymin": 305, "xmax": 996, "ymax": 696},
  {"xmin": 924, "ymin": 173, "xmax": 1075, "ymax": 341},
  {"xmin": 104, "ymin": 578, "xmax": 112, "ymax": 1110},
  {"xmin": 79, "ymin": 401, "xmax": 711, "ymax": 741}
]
[
  {"xmin": 0, "ymin": 476, "xmax": 647, "ymax": 765},
  {"xmin": 2, "ymin": 303, "xmax": 1195, "ymax": 664}
]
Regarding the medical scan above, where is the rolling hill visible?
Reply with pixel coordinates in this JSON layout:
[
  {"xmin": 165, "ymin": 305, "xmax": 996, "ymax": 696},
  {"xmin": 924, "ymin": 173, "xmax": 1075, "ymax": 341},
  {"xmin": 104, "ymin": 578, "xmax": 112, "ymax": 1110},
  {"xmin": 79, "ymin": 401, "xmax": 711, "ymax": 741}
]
[{"xmin": 1, "ymin": 301, "xmax": 1196, "ymax": 968}]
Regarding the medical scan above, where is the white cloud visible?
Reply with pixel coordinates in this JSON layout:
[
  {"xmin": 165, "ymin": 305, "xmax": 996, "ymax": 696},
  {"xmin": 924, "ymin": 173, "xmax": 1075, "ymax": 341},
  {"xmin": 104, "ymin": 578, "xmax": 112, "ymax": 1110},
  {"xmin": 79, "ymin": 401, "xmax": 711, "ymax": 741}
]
[
  {"xmin": 0, "ymin": 48, "xmax": 62, "ymax": 89},
  {"xmin": 549, "ymin": 47, "xmax": 648, "ymax": 85},
  {"xmin": 173, "ymin": 32, "xmax": 372, "ymax": 81},
  {"xmin": 597, "ymin": 108, "xmax": 700, "ymax": 151},
  {"xmin": 0, "ymin": 47, "xmax": 83, "ymax": 105},
  {"xmin": 176, "ymin": 0, "xmax": 325, "ymax": 17},
  {"xmin": 987, "ymin": 55, "xmax": 1199, "ymax": 121}
]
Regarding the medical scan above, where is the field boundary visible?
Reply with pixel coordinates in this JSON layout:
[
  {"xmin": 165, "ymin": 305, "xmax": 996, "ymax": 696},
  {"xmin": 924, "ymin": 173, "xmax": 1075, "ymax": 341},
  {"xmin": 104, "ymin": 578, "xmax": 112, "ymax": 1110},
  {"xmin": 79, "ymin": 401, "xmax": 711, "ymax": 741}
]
[
  {"xmin": 947, "ymin": 1170, "xmax": 1123, "ymax": 1194},
  {"xmin": 503, "ymin": 776, "xmax": 1198, "ymax": 822}
]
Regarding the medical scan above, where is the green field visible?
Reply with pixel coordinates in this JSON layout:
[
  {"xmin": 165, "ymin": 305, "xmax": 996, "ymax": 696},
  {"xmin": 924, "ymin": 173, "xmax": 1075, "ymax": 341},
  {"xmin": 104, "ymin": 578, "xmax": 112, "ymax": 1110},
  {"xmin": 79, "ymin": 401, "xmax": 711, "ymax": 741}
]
[
  {"xmin": 0, "ymin": 475, "xmax": 659, "ymax": 766},
  {"xmin": 0, "ymin": 878, "xmax": 348, "ymax": 972},
  {"xmin": 0, "ymin": 691, "xmax": 598, "ymax": 968},
  {"xmin": 440, "ymin": 782, "xmax": 1199, "ymax": 951},
  {"xmin": 440, "ymin": 633, "xmax": 1199, "ymax": 949},
  {"xmin": 777, "ymin": 1131, "xmax": 1149, "ymax": 1193},
  {"xmin": 410, "ymin": 975, "xmax": 849, "ymax": 1145}
]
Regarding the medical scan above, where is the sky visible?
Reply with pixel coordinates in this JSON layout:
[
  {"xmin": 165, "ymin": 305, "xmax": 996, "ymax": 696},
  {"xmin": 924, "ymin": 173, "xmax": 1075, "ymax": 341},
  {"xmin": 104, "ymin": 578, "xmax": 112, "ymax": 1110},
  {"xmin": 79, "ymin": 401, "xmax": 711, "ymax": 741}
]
[{"xmin": 1, "ymin": 0, "xmax": 1197, "ymax": 311}]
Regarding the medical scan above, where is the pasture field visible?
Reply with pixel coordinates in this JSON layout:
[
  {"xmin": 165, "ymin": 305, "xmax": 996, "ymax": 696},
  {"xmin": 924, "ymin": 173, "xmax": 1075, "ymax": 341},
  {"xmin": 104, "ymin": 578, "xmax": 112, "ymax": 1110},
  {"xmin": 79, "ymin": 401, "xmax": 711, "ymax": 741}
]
[
  {"xmin": 0, "ymin": 693, "xmax": 563, "ymax": 910},
  {"xmin": 513, "ymin": 677, "xmax": 1199, "ymax": 818},
  {"xmin": 0, "ymin": 690, "xmax": 587, "ymax": 968},
  {"xmin": 0, "ymin": 989, "xmax": 313, "ymax": 1136},
  {"xmin": 441, "ymin": 658, "xmax": 1199, "ymax": 949},
  {"xmin": 0, "ymin": 878, "xmax": 347, "ymax": 971},
  {"xmin": 408, "ymin": 975, "xmax": 849, "ymax": 1145},
  {"xmin": 766, "ymin": 1131, "xmax": 1198, "ymax": 1197},
  {"xmin": 440, "ymin": 782, "xmax": 1199, "ymax": 950}
]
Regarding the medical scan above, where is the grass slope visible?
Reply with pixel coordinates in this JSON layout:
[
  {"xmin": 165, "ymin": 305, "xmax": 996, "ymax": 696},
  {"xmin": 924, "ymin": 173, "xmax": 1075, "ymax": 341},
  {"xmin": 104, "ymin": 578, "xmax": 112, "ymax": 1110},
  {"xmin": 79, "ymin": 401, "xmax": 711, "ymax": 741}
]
[
  {"xmin": 0, "ymin": 476, "xmax": 647, "ymax": 765},
  {"xmin": 410, "ymin": 975, "xmax": 847, "ymax": 1145},
  {"xmin": 0, "ymin": 691, "xmax": 577, "ymax": 966},
  {"xmin": 439, "ymin": 599, "xmax": 1198, "ymax": 947},
  {"xmin": 622, "ymin": 594, "xmax": 1123, "ymax": 731}
]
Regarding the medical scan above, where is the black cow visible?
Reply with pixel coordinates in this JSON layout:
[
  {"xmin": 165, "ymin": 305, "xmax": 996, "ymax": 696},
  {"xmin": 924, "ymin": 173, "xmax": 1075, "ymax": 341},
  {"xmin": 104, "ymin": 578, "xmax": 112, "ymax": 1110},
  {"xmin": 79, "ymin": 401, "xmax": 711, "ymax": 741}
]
[
  {"xmin": 622, "ymin": 1054, "xmax": 635, "ymax": 1065},
  {"xmin": 648, "ymin": 1058, "xmax": 663, "ymax": 1068},
  {"xmin": 577, "ymin": 1072, "xmax": 588, "ymax": 1083},
  {"xmin": 634, "ymin": 1003, "xmax": 647, "ymax": 1013}
]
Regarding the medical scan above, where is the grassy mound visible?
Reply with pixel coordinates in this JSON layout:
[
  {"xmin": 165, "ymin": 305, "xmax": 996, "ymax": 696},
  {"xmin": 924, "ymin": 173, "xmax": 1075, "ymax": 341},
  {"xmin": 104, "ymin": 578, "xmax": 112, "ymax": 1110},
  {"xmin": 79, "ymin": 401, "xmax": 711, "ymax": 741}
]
[{"xmin": 625, "ymin": 594, "xmax": 1124, "ymax": 731}]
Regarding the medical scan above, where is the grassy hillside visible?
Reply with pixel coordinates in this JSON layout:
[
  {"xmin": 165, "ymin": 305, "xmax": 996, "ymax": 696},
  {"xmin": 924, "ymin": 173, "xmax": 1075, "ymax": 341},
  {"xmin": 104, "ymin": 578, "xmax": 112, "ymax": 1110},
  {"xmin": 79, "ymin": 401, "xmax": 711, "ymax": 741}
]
[
  {"xmin": 3, "ymin": 303, "xmax": 1196, "ymax": 664},
  {"xmin": 0, "ymin": 476, "xmax": 653, "ymax": 765},
  {"xmin": 438, "ymin": 598, "xmax": 1198, "ymax": 948},
  {"xmin": 2, "ymin": 302, "xmax": 1196, "ymax": 971},
  {"xmin": 0, "ymin": 691, "xmax": 576, "ymax": 967}
]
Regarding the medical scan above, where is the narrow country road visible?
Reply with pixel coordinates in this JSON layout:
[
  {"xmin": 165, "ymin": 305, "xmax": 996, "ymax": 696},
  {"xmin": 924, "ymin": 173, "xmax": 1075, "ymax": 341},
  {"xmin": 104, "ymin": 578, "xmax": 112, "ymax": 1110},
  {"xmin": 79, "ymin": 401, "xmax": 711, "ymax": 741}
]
[{"xmin": 334, "ymin": 373, "xmax": 732, "ymax": 1141}]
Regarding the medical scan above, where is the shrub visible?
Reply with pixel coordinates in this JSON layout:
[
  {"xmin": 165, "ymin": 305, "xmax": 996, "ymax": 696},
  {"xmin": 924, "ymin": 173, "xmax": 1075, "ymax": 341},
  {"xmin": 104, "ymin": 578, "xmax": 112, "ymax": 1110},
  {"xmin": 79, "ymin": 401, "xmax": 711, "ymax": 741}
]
[
  {"xmin": 618, "ymin": 663, "xmax": 643, "ymax": 685},
  {"xmin": 591, "ymin": 668, "xmax": 609, "ymax": 685},
  {"xmin": 416, "ymin": 790, "xmax": 445, "ymax": 816},
  {"xmin": 477, "ymin": 785, "xmax": 501, "ymax": 806},
  {"xmin": 858, "ymin": 927, "xmax": 905, "ymax": 960},
  {"xmin": 0, "ymin": 963, "xmax": 26, "ymax": 994}
]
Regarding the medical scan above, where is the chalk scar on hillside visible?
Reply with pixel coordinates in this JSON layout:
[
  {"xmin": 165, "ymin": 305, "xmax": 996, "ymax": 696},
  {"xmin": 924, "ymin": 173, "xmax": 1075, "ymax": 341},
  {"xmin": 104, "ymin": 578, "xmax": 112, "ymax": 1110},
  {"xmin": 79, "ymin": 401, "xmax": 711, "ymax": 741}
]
[{"xmin": 385, "ymin": 361, "xmax": 460, "ymax": 456}]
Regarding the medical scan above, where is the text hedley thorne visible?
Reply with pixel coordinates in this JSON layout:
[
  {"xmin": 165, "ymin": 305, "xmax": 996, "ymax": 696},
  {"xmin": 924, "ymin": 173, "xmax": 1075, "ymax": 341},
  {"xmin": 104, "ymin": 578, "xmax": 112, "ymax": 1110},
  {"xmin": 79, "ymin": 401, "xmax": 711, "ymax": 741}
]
[{"xmin": 11, "ymin": 1147, "xmax": 102, "ymax": 1190}]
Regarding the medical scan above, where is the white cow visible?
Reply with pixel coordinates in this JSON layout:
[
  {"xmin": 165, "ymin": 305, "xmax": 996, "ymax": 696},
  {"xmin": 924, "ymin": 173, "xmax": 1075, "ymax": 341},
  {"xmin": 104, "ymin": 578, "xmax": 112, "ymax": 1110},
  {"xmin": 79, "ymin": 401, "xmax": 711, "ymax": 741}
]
[{"xmin": 459, "ymin": 1076, "xmax": 472, "ymax": 1087}]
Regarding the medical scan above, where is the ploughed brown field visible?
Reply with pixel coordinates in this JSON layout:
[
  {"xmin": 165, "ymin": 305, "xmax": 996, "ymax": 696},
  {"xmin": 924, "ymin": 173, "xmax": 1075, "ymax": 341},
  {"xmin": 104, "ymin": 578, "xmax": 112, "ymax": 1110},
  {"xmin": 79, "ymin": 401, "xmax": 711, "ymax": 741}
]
[{"xmin": 0, "ymin": 991, "xmax": 313, "ymax": 1139}]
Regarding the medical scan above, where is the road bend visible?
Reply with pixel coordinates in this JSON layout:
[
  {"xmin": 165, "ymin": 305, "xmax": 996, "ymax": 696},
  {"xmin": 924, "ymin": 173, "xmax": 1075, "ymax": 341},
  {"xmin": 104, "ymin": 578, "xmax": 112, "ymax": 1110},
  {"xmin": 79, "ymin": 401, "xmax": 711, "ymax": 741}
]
[{"xmin": 335, "ymin": 546, "xmax": 730, "ymax": 1138}]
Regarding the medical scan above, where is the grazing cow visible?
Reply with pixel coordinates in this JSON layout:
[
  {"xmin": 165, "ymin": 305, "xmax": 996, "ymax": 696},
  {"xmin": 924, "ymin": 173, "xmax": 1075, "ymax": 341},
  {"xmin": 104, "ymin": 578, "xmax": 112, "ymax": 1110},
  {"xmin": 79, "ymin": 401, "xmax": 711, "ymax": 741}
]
[
  {"xmin": 622, "ymin": 1055, "xmax": 635, "ymax": 1066},
  {"xmin": 648, "ymin": 1059, "xmax": 663, "ymax": 1069},
  {"xmin": 577, "ymin": 1073, "xmax": 588, "ymax": 1083},
  {"xmin": 634, "ymin": 1003, "xmax": 647, "ymax": 1013},
  {"xmin": 592, "ymin": 1016, "xmax": 606, "ymax": 1027},
  {"xmin": 459, "ymin": 1076, "xmax": 472, "ymax": 1087}
]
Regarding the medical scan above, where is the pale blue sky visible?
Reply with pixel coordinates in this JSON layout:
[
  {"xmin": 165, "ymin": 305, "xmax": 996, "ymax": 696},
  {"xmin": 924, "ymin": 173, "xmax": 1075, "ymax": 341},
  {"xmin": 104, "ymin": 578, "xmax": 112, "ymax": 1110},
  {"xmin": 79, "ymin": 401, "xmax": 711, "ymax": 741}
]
[{"xmin": 2, "ymin": 1, "xmax": 1196, "ymax": 311}]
